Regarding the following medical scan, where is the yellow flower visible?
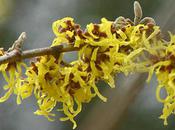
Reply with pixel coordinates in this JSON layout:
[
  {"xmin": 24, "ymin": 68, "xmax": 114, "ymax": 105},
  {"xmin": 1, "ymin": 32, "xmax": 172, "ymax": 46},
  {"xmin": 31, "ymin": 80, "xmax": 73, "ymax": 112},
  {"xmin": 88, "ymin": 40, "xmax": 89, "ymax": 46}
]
[
  {"xmin": 151, "ymin": 33, "xmax": 175, "ymax": 125},
  {"xmin": 0, "ymin": 61, "xmax": 26, "ymax": 104},
  {"xmin": 25, "ymin": 55, "xmax": 106, "ymax": 129}
]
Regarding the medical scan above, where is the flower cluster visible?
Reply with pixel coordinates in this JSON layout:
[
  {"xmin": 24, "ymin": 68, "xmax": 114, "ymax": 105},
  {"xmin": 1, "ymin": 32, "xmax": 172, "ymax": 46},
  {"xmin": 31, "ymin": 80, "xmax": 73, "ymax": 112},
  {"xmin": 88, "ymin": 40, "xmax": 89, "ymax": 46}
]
[
  {"xmin": 46, "ymin": 17, "xmax": 163, "ymax": 128},
  {"xmin": 149, "ymin": 33, "xmax": 175, "ymax": 125},
  {"xmin": 0, "ymin": 16, "xmax": 175, "ymax": 129},
  {"xmin": 0, "ymin": 49, "xmax": 27, "ymax": 104}
]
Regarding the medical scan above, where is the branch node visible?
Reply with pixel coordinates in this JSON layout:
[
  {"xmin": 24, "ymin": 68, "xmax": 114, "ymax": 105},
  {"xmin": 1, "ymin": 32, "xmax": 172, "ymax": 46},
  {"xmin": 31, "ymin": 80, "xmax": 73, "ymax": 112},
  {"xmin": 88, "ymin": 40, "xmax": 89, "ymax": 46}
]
[{"xmin": 51, "ymin": 45, "xmax": 63, "ymax": 58}]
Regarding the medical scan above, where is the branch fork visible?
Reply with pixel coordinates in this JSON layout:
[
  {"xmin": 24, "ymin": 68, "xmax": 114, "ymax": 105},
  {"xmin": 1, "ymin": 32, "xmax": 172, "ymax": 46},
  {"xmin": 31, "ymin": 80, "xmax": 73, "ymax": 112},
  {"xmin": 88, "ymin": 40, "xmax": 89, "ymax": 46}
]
[{"xmin": 0, "ymin": 32, "xmax": 78, "ymax": 65}]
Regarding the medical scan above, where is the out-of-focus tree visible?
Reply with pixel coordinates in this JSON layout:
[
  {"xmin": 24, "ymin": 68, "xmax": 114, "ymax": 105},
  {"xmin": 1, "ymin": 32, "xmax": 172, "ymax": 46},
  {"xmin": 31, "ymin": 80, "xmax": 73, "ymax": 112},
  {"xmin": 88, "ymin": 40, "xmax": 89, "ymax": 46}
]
[{"xmin": 0, "ymin": 0, "xmax": 14, "ymax": 24}]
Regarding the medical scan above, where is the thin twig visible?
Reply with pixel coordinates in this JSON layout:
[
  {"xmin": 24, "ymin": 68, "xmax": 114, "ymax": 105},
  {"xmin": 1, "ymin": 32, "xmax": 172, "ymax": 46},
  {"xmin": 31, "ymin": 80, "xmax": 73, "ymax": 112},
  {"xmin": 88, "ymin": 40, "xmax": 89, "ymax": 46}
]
[
  {"xmin": 0, "ymin": 45, "xmax": 78, "ymax": 65},
  {"xmin": 0, "ymin": 31, "xmax": 79, "ymax": 65},
  {"xmin": 21, "ymin": 45, "xmax": 78, "ymax": 59}
]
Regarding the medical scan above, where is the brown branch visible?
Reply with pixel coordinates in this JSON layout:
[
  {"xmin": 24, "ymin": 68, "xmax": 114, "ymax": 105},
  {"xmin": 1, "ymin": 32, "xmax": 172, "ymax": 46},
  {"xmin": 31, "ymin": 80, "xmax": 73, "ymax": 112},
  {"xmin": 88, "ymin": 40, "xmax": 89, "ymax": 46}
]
[
  {"xmin": 21, "ymin": 45, "xmax": 79, "ymax": 59},
  {"xmin": 79, "ymin": 74, "xmax": 147, "ymax": 130},
  {"xmin": 0, "ymin": 32, "xmax": 79, "ymax": 65},
  {"xmin": 0, "ymin": 45, "xmax": 79, "ymax": 65}
]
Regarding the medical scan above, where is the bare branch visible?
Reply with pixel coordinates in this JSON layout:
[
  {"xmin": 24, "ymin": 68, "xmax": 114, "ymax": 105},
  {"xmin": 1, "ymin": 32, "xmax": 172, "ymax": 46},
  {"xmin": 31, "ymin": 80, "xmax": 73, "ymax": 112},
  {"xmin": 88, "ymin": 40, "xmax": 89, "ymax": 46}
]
[
  {"xmin": 0, "ymin": 31, "xmax": 80, "ymax": 65},
  {"xmin": 0, "ymin": 45, "xmax": 78, "ymax": 65},
  {"xmin": 21, "ymin": 45, "xmax": 78, "ymax": 59},
  {"xmin": 79, "ymin": 74, "xmax": 146, "ymax": 130}
]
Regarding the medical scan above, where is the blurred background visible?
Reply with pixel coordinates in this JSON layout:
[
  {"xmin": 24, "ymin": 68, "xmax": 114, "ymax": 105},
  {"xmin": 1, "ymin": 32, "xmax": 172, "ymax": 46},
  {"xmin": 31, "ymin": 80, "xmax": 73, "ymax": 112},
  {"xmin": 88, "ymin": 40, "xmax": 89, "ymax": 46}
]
[{"xmin": 0, "ymin": 0, "xmax": 175, "ymax": 130}]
